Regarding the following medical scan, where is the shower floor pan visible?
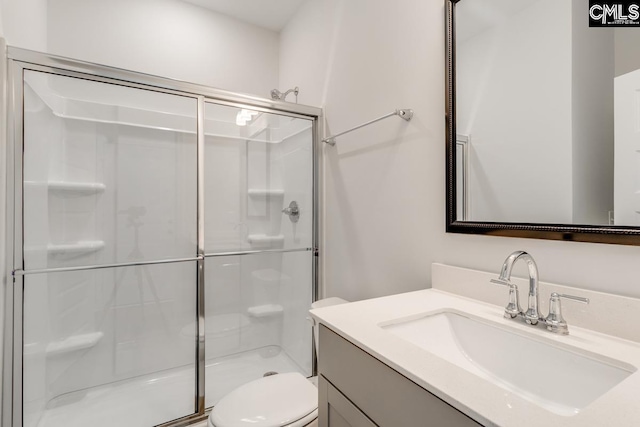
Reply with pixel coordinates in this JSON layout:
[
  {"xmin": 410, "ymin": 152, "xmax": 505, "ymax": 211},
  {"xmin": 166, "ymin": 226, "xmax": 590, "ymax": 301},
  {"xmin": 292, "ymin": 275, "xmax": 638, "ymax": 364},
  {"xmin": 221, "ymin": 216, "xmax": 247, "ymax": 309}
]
[{"xmin": 34, "ymin": 345, "xmax": 307, "ymax": 427}]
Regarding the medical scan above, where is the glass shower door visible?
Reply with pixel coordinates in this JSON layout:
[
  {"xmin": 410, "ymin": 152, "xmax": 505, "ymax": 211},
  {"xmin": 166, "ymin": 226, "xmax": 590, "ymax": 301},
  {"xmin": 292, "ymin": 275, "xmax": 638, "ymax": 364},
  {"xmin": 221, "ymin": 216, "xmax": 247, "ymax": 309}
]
[
  {"xmin": 203, "ymin": 102, "xmax": 315, "ymax": 407},
  {"xmin": 13, "ymin": 63, "xmax": 319, "ymax": 427},
  {"xmin": 20, "ymin": 70, "xmax": 199, "ymax": 427}
]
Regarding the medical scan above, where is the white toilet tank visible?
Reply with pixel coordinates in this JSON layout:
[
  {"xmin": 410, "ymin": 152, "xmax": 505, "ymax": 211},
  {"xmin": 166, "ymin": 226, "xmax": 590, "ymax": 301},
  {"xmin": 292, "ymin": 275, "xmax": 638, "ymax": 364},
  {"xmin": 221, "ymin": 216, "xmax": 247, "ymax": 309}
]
[{"xmin": 310, "ymin": 297, "xmax": 348, "ymax": 350}]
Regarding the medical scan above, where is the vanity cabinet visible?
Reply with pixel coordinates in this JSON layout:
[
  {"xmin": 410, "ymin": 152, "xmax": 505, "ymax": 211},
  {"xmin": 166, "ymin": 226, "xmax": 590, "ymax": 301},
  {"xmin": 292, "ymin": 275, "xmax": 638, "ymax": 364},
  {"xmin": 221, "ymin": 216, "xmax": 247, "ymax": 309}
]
[{"xmin": 318, "ymin": 325, "xmax": 482, "ymax": 427}]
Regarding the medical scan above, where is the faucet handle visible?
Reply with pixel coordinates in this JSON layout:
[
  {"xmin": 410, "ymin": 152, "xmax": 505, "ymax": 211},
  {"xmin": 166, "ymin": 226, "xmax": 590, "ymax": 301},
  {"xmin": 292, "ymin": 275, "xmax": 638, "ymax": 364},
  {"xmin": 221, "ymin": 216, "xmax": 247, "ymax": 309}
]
[
  {"xmin": 489, "ymin": 278, "xmax": 510, "ymax": 287},
  {"xmin": 544, "ymin": 292, "xmax": 589, "ymax": 335},
  {"xmin": 490, "ymin": 279, "xmax": 523, "ymax": 319},
  {"xmin": 554, "ymin": 293, "xmax": 589, "ymax": 304}
]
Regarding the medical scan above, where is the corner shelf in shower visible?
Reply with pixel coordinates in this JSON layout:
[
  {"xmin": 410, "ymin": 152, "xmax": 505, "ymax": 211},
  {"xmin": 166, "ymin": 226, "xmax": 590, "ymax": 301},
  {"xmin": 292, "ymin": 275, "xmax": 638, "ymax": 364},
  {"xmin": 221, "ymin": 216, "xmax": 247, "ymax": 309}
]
[
  {"xmin": 247, "ymin": 304, "xmax": 284, "ymax": 318},
  {"xmin": 46, "ymin": 331, "xmax": 104, "ymax": 357},
  {"xmin": 24, "ymin": 180, "xmax": 106, "ymax": 195},
  {"xmin": 247, "ymin": 189, "xmax": 285, "ymax": 197},
  {"xmin": 247, "ymin": 234, "xmax": 285, "ymax": 247},
  {"xmin": 47, "ymin": 240, "xmax": 106, "ymax": 257}
]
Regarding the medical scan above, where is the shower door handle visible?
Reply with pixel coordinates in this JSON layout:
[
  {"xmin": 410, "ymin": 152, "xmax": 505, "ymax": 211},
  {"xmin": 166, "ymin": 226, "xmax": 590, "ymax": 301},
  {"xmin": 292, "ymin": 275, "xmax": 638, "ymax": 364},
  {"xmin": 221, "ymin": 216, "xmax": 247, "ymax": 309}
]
[{"xmin": 282, "ymin": 201, "xmax": 300, "ymax": 223}]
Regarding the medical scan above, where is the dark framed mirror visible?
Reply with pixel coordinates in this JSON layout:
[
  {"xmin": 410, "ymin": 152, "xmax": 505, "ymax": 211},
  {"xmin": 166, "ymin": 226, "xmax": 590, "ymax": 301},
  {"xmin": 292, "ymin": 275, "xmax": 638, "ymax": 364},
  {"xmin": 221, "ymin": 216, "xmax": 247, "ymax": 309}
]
[{"xmin": 446, "ymin": 0, "xmax": 640, "ymax": 245}]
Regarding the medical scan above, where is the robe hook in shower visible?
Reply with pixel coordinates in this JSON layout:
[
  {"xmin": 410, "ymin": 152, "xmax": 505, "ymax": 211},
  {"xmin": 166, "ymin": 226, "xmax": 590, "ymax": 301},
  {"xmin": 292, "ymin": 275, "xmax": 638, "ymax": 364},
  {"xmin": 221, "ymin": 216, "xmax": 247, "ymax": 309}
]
[{"xmin": 271, "ymin": 86, "xmax": 299, "ymax": 102}]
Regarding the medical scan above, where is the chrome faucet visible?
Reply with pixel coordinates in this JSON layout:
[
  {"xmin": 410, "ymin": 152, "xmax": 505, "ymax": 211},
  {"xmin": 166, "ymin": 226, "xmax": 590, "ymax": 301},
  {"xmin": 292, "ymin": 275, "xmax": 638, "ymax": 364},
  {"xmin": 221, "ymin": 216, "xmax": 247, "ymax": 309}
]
[
  {"xmin": 491, "ymin": 250, "xmax": 590, "ymax": 334},
  {"xmin": 490, "ymin": 250, "xmax": 541, "ymax": 325}
]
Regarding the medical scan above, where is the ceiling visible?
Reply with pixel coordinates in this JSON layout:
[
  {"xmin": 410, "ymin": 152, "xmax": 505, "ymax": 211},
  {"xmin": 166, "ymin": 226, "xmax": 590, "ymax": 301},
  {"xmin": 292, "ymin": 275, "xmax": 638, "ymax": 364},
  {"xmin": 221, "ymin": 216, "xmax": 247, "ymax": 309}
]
[{"xmin": 181, "ymin": 0, "xmax": 307, "ymax": 32}]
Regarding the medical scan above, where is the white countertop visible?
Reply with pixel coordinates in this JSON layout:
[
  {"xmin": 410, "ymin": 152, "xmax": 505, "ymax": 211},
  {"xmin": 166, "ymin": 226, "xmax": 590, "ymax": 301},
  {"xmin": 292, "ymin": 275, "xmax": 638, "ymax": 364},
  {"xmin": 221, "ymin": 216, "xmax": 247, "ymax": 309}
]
[{"xmin": 310, "ymin": 288, "xmax": 640, "ymax": 426}]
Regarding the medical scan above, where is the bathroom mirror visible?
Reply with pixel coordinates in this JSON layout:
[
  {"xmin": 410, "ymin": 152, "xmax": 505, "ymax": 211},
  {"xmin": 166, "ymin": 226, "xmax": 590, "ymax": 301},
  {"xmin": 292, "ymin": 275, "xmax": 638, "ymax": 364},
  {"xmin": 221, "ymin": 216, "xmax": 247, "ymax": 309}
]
[{"xmin": 446, "ymin": 0, "xmax": 640, "ymax": 245}]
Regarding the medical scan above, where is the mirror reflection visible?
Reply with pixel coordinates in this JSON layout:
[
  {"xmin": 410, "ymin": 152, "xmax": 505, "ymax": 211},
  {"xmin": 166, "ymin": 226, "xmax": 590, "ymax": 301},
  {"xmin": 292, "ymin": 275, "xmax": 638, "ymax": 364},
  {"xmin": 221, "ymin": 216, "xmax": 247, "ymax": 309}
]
[{"xmin": 455, "ymin": 0, "xmax": 640, "ymax": 226}]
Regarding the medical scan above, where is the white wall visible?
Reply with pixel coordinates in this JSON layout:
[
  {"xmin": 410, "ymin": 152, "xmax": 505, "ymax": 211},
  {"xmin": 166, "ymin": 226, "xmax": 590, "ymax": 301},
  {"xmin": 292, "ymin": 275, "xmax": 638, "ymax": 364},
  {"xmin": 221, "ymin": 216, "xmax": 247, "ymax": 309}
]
[
  {"xmin": 280, "ymin": 0, "xmax": 640, "ymax": 302},
  {"xmin": 1, "ymin": 0, "xmax": 47, "ymax": 51},
  {"xmin": 1, "ymin": 0, "xmax": 279, "ymax": 97},
  {"xmin": 281, "ymin": 0, "xmax": 443, "ymax": 300},
  {"xmin": 46, "ymin": 0, "xmax": 279, "ymax": 96},
  {"xmin": 279, "ymin": 0, "xmax": 343, "ymax": 106}
]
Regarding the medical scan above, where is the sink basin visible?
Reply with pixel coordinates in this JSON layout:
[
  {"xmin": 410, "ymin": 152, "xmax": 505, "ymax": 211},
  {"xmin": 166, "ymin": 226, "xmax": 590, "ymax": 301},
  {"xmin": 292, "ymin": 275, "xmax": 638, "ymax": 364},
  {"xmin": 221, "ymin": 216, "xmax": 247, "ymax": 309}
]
[{"xmin": 380, "ymin": 310, "xmax": 635, "ymax": 416}]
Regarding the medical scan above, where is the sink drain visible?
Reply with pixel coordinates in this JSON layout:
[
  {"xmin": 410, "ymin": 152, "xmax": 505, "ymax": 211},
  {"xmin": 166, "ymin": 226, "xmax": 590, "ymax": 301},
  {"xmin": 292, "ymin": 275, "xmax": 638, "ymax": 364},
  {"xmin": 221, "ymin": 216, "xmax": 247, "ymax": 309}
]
[{"xmin": 263, "ymin": 371, "xmax": 278, "ymax": 377}]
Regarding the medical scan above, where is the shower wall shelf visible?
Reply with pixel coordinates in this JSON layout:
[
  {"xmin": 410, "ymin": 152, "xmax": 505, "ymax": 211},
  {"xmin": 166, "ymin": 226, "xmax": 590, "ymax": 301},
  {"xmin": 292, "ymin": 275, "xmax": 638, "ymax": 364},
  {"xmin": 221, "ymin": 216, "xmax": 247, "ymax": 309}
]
[
  {"xmin": 323, "ymin": 108, "xmax": 414, "ymax": 146},
  {"xmin": 247, "ymin": 189, "xmax": 285, "ymax": 197},
  {"xmin": 47, "ymin": 241, "xmax": 105, "ymax": 257},
  {"xmin": 247, "ymin": 304, "xmax": 284, "ymax": 318},
  {"xmin": 247, "ymin": 234, "xmax": 285, "ymax": 246},
  {"xmin": 180, "ymin": 314, "xmax": 251, "ymax": 339},
  {"xmin": 46, "ymin": 332, "xmax": 104, "ymax": 357},
  {"xmin": 25, "ymin": 181, "xmax": 106, "ymax": 195}
]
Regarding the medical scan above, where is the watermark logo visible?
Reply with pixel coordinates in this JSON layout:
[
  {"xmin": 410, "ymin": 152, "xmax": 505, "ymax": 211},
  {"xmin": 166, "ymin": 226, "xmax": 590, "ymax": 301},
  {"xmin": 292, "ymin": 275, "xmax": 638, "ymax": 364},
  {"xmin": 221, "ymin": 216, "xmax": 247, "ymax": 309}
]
[{"xmin": 589, "ymin": 1, "xmax": 640, "ymax": 26}]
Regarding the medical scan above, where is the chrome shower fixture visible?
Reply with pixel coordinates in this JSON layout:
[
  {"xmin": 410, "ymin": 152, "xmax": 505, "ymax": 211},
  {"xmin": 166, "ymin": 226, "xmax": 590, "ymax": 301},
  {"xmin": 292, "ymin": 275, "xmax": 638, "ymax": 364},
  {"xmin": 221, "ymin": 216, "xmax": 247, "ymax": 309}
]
[{"xmin": 270, "ymin": 86, "xmax": 299, "ymax": 102}]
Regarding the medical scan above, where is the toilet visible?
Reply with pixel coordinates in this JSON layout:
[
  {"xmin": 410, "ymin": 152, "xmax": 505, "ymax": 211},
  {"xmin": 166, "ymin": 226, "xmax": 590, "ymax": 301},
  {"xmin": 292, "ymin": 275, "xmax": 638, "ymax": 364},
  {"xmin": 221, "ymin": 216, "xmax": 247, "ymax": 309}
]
[{"xmin": 207, "ymin": 297, "xmax": 348, "ymax": 427}]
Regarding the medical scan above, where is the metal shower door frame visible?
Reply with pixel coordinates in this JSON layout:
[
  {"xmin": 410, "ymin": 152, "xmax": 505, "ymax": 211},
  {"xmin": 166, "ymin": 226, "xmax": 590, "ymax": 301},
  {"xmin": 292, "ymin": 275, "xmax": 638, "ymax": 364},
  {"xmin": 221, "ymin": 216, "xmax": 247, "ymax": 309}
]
[{"xmin": 2, "ymin": 47, "xmax": 322, "ymax": 427}]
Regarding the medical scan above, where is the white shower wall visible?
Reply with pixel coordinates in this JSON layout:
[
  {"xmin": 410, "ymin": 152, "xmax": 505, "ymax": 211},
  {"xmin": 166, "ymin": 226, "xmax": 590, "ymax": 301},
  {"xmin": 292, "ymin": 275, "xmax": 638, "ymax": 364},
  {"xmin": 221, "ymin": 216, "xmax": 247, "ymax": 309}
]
[
  {"xmin": 202, "ymin": 105, "xmax": 314, "ymax": 409},
  {"xmin": 203, "ymin": 106, "xmax": 313, "ymax": 253},
  {"xmin": 23, "ymin": 264, "xmax": 197, "ymax": 427},
  {"xmin": 23, "ymin": 71, "xmax": 198, "ymax": 270},
  {"xmin": 279, "ymin": 127, "xmax": 314, "ymax": 368}
]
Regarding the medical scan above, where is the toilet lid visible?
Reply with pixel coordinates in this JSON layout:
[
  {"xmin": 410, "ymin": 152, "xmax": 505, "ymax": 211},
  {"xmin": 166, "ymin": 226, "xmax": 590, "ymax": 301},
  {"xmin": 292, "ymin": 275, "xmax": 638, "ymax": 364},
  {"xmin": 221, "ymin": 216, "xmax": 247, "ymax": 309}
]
[{"xmin": 210, "ymin": 372, "xmax": 317, "ymax": 427}]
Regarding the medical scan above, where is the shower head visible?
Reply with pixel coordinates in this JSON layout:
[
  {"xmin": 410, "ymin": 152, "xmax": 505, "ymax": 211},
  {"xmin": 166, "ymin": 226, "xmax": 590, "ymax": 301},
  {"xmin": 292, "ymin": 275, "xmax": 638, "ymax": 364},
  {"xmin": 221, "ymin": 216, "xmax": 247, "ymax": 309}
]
[
  {"xmin": 270, "ymin": 89, "xmax": 283, "ymax": 100},
  {"xmin": 270, "ymin": 87, "xmax": 299, "ymax": 102}
]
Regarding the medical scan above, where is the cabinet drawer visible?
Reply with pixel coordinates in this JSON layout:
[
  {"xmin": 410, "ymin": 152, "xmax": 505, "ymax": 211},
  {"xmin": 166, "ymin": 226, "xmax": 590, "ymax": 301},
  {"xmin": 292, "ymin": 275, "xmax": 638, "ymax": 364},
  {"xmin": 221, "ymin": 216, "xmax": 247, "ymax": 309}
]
[{"xmin": 318, "ymin": 325, "xmax": 482, "ymax": 427}]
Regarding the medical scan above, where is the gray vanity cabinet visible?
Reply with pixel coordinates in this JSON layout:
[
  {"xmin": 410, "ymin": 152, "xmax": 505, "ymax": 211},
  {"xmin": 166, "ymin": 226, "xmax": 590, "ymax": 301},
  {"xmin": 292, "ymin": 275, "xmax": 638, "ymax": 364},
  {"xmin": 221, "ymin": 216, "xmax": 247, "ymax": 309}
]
[
  {"xmin": 319, "ymin": 378, "xmax": 377, "ymax": 427},
  {"xmin": 318, "ymin": 325, "xmax": 483, "ymax": 427}
]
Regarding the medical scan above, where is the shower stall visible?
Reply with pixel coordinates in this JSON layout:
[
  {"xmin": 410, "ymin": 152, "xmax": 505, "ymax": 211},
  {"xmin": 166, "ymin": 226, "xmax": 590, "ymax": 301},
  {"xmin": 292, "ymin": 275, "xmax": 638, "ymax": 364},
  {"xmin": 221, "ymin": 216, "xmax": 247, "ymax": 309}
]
[{"xmin": 3, "ymin": 48, "xmax": 321, "ymax": 427}]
